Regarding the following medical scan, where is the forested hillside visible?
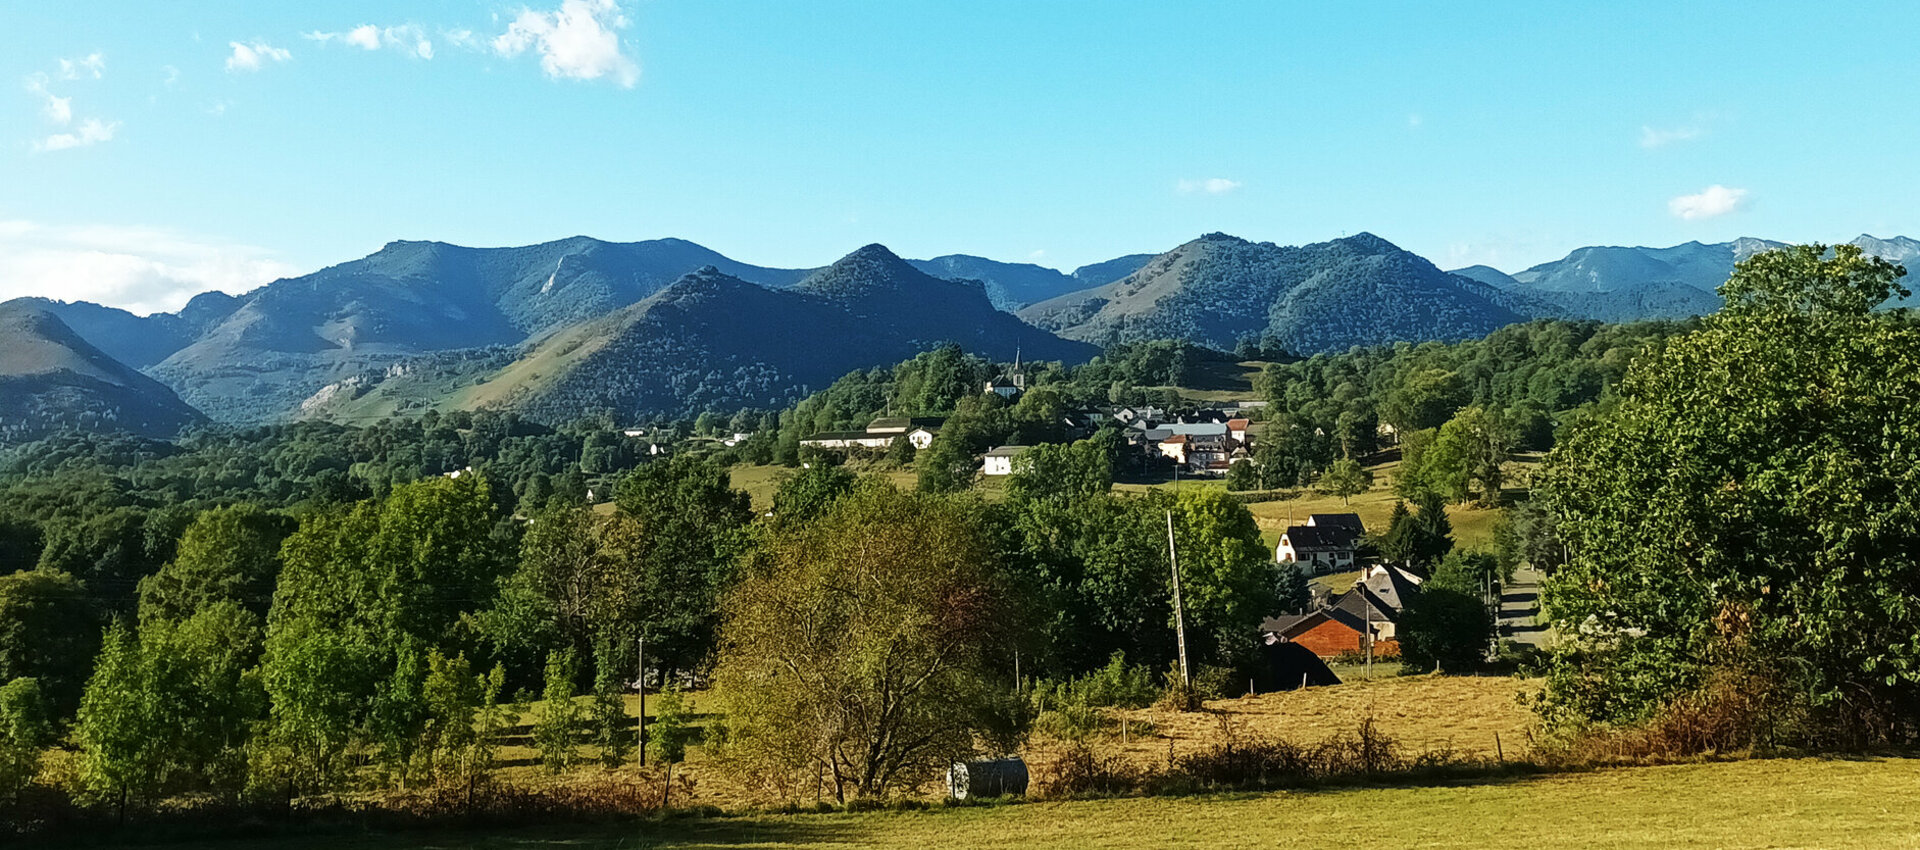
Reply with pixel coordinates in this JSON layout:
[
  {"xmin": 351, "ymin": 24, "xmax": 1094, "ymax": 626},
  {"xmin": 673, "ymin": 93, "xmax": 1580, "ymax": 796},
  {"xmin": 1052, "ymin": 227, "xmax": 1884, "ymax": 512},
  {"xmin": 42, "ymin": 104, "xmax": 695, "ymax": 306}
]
[{"xmin": 1021, "ymin": 233, "xmax": 1553, "ymax": 353}]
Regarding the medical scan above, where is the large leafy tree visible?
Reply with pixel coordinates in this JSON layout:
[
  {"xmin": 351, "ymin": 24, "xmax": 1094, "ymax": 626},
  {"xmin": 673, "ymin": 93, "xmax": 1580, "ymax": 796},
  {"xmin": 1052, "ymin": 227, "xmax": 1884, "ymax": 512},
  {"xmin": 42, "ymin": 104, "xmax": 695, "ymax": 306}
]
[
  {"xmin": 712, "ymin": 481, "xmax": 1029, "ymax": 801},
  {"xmin": 137, "ymin": 504, "xmax": 294, "ymax": 624},
  {"xmin": 258, "ymin": 474, "xmax": 506, "ymax": 789},
  {"xmin": 609, "ymin": 455, "xmax": 754, "ymax": 674},
  {"xmin": 1167, "ymin": 488, "xmax": 1293, "ymax": 663},
  {"xmin": 1537, "ymin": 245, "xmax": 1920, "ymax": 743},
  {"xmin": 770, "ymin": 464, "xmax": 857, "ymax": 530},
  {"xmin": 0, "ymin": 569, "xmax": 97, "ymax": 716},
  {"xmin": 1397, "ymin": 551, "xmax": 1494, "ymax": 673}
]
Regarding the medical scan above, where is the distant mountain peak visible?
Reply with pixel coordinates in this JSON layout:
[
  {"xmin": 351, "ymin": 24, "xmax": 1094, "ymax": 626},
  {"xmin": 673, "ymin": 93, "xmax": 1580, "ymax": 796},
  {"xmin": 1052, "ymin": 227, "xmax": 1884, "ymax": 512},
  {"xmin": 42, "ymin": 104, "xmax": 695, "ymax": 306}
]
[
  {"xmin": 1331, "ymin": 232, "xmax": 1400, "ymax": 254},
  {"xmin": 1019, "ymin": 232, "xmax": 1542, "ymax": 353},
  {"xmin": 796, "ymin": 244, "xmax": 943, "ymax": 301}
]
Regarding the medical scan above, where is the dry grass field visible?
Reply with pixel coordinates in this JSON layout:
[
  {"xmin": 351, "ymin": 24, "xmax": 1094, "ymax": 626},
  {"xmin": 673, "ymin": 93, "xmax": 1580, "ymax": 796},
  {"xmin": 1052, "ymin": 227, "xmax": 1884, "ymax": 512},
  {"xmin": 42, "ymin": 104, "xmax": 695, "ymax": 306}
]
[
  {"xmin": 1108, "ymin": 673, "xmax": 1540, "ymax": 764},
  {"xmin": 482, "ymin": 671, "xmax": 1543, "ymax": 815}
]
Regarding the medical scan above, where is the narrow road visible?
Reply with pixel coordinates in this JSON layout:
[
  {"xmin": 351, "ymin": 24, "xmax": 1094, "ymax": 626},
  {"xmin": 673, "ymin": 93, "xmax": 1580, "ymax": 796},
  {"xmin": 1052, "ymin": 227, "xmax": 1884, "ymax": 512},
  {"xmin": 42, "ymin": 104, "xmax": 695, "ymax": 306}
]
[{"xmin": 1497, "ymin": 565, "xmax": 1553, "ymax": 648}]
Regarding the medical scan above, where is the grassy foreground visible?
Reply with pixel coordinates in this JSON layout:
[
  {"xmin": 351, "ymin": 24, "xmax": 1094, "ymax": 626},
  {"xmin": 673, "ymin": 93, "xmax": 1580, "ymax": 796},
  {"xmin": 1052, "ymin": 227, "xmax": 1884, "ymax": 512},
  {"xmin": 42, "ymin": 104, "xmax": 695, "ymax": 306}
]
[{"xmin": 151, "ymin": 757, "xmax": 1920, "ymax": 850}]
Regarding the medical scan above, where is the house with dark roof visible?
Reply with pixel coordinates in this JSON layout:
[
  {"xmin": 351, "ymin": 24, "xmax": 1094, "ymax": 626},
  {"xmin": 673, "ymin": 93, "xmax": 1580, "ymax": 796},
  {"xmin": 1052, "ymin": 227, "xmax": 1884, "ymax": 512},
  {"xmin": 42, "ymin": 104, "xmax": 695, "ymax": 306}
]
[
  {"xmin": 1260, "ymin": 604, "xmax": 1398, "ymax": 659},
  {"xmin": 1261, "ymin": 563, "xmax": 1422, "ymax": 660},
  {"xmin": 1277, "ymin": 513, "xmax": 1366, "ymax": 574},
  {"xmin": 867, "ymin": 416, "xmax": 944, "ymax": 449}
]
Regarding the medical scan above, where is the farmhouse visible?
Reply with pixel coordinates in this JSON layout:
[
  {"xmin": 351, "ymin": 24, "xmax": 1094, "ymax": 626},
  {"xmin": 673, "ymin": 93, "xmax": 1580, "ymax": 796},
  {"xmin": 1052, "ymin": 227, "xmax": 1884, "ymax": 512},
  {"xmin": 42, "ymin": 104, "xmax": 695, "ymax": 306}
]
[
  {"xmin": 1276, "ymin": 512, "xmax": 1365, "ymax": 574},
  {"xmin": 866, "ymin": 416, "xmax": 944, "ymax": 449},
  {"xmin": 982, "ymin": 445, "xmax": 1030, "ymax": 476},
  {"xmin": 1226, "ymin": 417, "xmax": 1250, "ymax": 443},
  {"xmin": 801, "ymin": 416, "xmax": 944, "ymax": 451},
  {"xmin": 1259, "ymin": 604, "xmax": 1398, "ymax": 659},
  {"xmin": 1263, "ymin": 563, "xmax": 1424, "ymax": 660}
]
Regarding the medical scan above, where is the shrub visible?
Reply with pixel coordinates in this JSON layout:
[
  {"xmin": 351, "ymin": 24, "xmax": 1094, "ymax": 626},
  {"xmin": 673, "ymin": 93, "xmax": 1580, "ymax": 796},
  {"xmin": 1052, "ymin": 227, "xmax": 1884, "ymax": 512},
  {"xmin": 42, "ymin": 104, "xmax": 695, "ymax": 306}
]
[
  {"xmin": 1032, "ymin": 741, "xmax": 1142, "ymax": 799},
  {"xmin": 1029, "ymin": 652, "xmax": 1158, "ymax": 739}
]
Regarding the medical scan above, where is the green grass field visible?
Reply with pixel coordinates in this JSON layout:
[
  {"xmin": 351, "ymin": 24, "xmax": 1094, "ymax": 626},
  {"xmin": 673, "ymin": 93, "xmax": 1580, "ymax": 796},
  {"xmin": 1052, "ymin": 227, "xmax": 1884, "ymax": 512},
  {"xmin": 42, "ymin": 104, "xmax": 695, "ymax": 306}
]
[{"xmin": 153, "ymin": 757, "xmax": 1920, "ymax": 849}]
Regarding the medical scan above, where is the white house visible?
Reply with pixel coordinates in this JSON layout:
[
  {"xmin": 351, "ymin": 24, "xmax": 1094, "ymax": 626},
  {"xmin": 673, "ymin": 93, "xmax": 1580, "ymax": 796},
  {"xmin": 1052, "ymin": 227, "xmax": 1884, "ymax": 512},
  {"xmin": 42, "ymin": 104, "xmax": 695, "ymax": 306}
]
[
  {"xmin": 1276, "ymin": 513, "xmax": 1366, "ymax": 575},
  {"xmin": 907, "ymin": 426, "xmax": 939, "ymax": 450},
  {"xmin": 982, "ymin": 445, "xmax": 1030, "ymax": 476}
]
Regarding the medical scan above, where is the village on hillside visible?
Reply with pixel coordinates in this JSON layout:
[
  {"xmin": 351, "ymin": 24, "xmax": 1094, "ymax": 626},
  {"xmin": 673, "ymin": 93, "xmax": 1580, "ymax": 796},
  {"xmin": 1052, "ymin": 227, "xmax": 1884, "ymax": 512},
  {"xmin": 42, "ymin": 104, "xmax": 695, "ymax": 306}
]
[{"xmin": 698, "ymin": 359, "xmax": 1535, "ymax": 688}]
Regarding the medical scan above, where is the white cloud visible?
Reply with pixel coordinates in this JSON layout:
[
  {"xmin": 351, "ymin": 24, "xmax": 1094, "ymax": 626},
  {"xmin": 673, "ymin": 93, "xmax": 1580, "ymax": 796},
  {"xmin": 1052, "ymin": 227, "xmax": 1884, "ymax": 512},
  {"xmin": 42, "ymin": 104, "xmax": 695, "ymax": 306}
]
[
  {"xmin": 307, "ymin": 24, "xmax": 434, "ymax": 59},
  {"xmin": 346, "ymin": 25, "xmax": 382, "ymax": 50},
  {"xmin": 162, "ymin": 65, "xmax": 181, "ymax": 88},
  {"xmin": 25, "ymin": 74, "xmax": 73, "ymax": 125},
  {"xmin": 493, "ymin": 0, "xmax": 640, "ymax": 87},
  {"xmin": 1176, "ymin": 177, "xmax": 1243, "ymax": 196},
  {"xmin": 42, "ymin": 93, "xmax": 72, "ymax": 124},
  {"xmin": 24, "ymin": 58, "xmax": 118, "ymax": 152},
  {"xmin": 1668, "ymin": 184, "xmax": 1749, "ymax": 220},
  {"xmin": 1407, "ymin": 113, "xmax": 1423, "ymax": 129},
  {"xmin": 1640, "ymin": 124, "xmax": 1703, "ymax": 149},
  {"xmin": 225, "ymin": 41, "xmax": 292, "ymax": 73},
  {"xmin": 0, "ymin": 220, "xmax": 299, "ymax": 315},
  {"xmin": 34, "ymin": 118, "xmax": 118, "ymax": 152},
  {"xmin": 58, "ymin": 52, "xmax": 106, "ymax": 80}
]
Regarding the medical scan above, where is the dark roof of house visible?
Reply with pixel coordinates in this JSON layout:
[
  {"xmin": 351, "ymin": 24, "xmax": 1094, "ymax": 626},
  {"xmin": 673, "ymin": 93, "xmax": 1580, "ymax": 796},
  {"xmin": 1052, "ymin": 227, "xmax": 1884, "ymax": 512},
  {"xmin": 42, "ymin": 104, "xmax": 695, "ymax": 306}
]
[
  {"xmin": 984, "ymin": 445, "xmax": 1031, "ymax": 458},
  {"xmin": 1309, "ymin": 513, "xmax": 1366, "ymax": 534},
  {"xmin": 801, "ymin": 430, "xmax": 877, "ymax": 442},
  {"xmin": 1282, "ymin": 524, "xmax": 1353, "ymax": 550},
  {"xmin": 1328, "ymin": 586, "xmax": 1400, "ymax": 624},
  {"xmin": 1260, "ymin": 613, "xmax": 1314, "ymax": 634},
  {"xmin": 1262, "ymin": 606, "xmax": 1373, "ymax": 637},
  {"xmin": 867, "ymin": 416, "xmax": 945, "ymax": 433},
  {"xmin": 1359, "ymin": 565, "xmax": 1422, "ymax": 612}
]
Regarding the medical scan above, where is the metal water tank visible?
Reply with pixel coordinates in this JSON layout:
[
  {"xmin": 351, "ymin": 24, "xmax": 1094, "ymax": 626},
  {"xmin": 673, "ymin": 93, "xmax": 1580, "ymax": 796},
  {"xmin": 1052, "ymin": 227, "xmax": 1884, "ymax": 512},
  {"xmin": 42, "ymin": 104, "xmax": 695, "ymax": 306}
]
[{"xmin": 946, "ymin": 758, "xmax": 1030, "ymax": 800}]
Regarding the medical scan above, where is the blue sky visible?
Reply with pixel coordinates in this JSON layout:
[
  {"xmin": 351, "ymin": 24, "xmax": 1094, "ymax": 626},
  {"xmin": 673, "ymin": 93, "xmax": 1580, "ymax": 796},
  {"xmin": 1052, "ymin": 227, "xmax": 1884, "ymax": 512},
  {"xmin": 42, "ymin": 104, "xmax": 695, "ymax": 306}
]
[{"xmin": 3, "ymin": 1, "xmax": 1916, "ymax": 313}]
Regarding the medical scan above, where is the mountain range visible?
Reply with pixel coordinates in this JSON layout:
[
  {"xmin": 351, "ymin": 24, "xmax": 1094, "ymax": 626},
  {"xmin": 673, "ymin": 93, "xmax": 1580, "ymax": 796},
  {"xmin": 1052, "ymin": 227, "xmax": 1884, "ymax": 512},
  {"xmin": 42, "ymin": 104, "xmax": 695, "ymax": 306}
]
[
  {"xmin": 4, "ymin": 230, "xmax": 1914, "ymax": 442},
  {"xmin": 301, "ymin": 245, "xmax": 1097, "ymax": 423},
  {"xmin": 1452, "ymin": 235, "xmax": 1920, "ymax": 322}
]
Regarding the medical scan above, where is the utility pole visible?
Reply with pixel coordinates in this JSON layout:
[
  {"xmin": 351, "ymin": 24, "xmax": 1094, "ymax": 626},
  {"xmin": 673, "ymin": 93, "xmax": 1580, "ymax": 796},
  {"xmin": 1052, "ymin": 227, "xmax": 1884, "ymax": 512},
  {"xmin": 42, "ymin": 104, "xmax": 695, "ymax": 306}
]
[
  {"xmin": 645, "ymin": 637, "xmax": 652, "ymax": 767},
  {"xmin": 1364, "ymin": 587, "xmax": 1374, "ymax": 679},
  {"xmin": 1166, "ymin": 510, "xmax": 1190, "ymax": 688}
]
